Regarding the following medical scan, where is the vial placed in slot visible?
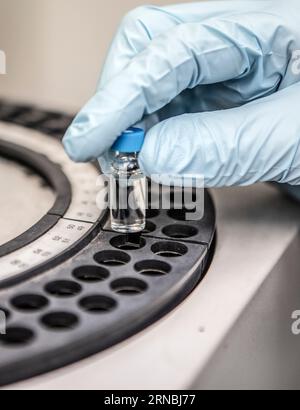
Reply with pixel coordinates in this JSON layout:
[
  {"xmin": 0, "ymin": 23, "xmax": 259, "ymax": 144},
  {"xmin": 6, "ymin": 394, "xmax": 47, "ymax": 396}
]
[{"xmin": 110, "ymin": 128, "xmax": 146, "ymax": 234}]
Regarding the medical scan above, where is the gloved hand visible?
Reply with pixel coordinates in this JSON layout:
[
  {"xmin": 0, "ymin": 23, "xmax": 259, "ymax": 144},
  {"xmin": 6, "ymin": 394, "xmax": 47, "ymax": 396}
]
[{"xmin": 63, "ymin": 0, "xmax": 300, "ymax": 187}]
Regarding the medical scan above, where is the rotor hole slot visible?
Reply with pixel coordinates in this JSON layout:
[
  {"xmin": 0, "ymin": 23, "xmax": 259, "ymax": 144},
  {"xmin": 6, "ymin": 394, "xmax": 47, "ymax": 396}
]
[
  {"xmin": 0, "ymin": 327, "xmax": 35, "ymax": 346},
  {"xmin": 41, "ymin": 312, "xmax": 79, "ymax": 331},
  {"xmin": 162, "ymin": 224, "xmax": 198, "ymax": 239},
  {"xmin": 11, "ymin": 294, "xmax": 49, "ymax": 312},
  {"xmin": 143, "ymin": 221, "xmax": 157, "ymax": 234},
  {"xmin": 111, "ymin": 278, "xmax": 148, "ymax": 296},
  {"xmin": 94, "ymin": 250, "xmax": 130, "ymax": 266},
  {"xmin": 135, "ymin": 260, "xmax": 172, "ymax": 277},
  {"xmin": 79, "ymin": 295, "xmax": 117, "ymax": 314},
  {"xmin": 151, "ymin": 242, "xmax": 188, "ymax": 258},
  {"xmin": 45, "ymin": 281, "xmax": 82, "ymax": 298},
  {"xmin": 73, "ymin": 266, "xmax": 110, "ymax": 283}
]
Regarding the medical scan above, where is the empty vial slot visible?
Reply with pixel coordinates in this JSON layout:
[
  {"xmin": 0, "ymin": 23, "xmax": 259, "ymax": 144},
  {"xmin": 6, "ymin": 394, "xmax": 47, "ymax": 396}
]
[
  {"xmin": 151, "ymin": 242, "xmax": 188, "ymax": 258},
  {"xmin": 94, "ymin": 250, "xmax": 131, "ymax": 266},
  {"xmin": 0, "ymin": 327, "xmax": 35, "ymax": 346},
  {"xmin": 143, "ymin": 221, "xmax": 157, "ymax": 234},
  {"xmin": 41, "ymin": 312, "xmax": 79, "ymax": 331},
  {"xmin": 79, "ymin": 295, "xmax": 117, "ymax": 314},
  {"xmin": 111, "ymin": 278, "xmax": 148, "ymax": 295},
  {"xmin": 11, "ymin": 294, "xmax": 49, "ymax": 312},
  {"xmin": 45, "ymin": 281, "xmax": 82, "ymax": 298},
  {"xmin": 135, "ymin": 260, "xmax": 172, "ymax": 277},
  {"xmin": 162, "ymin": 224, "xmax": 198, "ymax": 239},
  {"xmin": 73, "ymin": 266, "xmax": 110, "ymax": 283}
]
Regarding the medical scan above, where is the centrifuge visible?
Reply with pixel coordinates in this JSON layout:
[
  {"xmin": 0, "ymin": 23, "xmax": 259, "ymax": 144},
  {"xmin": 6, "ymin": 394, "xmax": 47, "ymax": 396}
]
[{"xmin": 0, "ymin": 101, "xmax": 300, "ymax": 390}]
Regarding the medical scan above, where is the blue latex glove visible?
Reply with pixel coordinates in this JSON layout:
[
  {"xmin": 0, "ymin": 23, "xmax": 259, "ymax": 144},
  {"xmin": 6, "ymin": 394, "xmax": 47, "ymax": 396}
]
[{"xmin": 63, "ymin": 0, "xmax": 300, "ymax": 187}]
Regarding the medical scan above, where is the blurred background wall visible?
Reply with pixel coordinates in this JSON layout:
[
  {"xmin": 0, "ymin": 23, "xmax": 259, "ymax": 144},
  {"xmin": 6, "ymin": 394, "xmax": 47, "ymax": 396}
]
[{"xmin": 0, "ymin": 0, "xmax": 196, "ymax": 113}]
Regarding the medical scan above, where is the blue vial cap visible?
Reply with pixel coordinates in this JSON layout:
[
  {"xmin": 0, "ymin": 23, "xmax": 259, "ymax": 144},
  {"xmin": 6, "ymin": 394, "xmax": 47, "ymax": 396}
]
[{"xmin": 111, "ymin": 127, "xmax": 145, "ymax": 153}]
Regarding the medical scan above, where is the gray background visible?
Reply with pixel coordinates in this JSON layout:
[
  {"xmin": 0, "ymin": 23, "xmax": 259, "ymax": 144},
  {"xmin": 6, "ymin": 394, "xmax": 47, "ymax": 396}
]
[{"xmin": 0, "ymin": 0, "xmax": 198, "ymax": 112}]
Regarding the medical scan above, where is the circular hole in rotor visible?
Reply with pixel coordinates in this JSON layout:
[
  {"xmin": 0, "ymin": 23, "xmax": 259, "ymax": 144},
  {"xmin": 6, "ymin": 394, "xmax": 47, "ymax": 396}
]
[
  {"xmin": 73, "ymin": 266, "xmax": 110, "ymax": 283},
  {"xmin": 151, "ymin": 241, "xmax": 188, "ymax": 258},
  {"xmin": 45, "ymin": 280, "xmax": 82, "ymax": 298},
  {"xmin": 41, "ymin": 312, "xmax": 79, "ymax": 331},
  {"xmin": 94, "ymin": 250, "xmax": 130, "ymax": 266},
  {"xmin": 162, "ymin": 224, "xmax": 198, "ymax": 239},
  {"xmin": 110, "ymin": 235, "xmax": 146, "ymax": 251},
  {"xmin": 143, "ymin": 221, "xmax": 156, "ymax": 234},
  {"xmin": 135, "ymin": 260, "xmax": 172, "ymax": 277},
  {"xmin": 0, "ymin": 327, "xmax": 34, "ymax": 346},
  {"xmin": 11, "ymin": 294, "xmax": 49, "ymax": 312},
  {"xmin": 111, "ymin": 278, "xmax": 148, "ymax": 295},
  {"xmin": 79, "ymin": 295, "xmax": 117, "ymax": 314}
]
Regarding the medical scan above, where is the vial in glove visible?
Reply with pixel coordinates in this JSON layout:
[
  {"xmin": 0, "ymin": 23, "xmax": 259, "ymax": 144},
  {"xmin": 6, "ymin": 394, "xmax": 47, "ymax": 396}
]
[{"xmin": 110, "ymin": 128, "xmax": 146, "ymax": 234}]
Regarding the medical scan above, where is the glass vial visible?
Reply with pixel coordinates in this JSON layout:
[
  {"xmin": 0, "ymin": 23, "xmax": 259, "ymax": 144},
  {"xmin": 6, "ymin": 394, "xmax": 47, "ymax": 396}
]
[{"xmin": 110, "ymin": 128, "xmax": 146, "ymax": 234}]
